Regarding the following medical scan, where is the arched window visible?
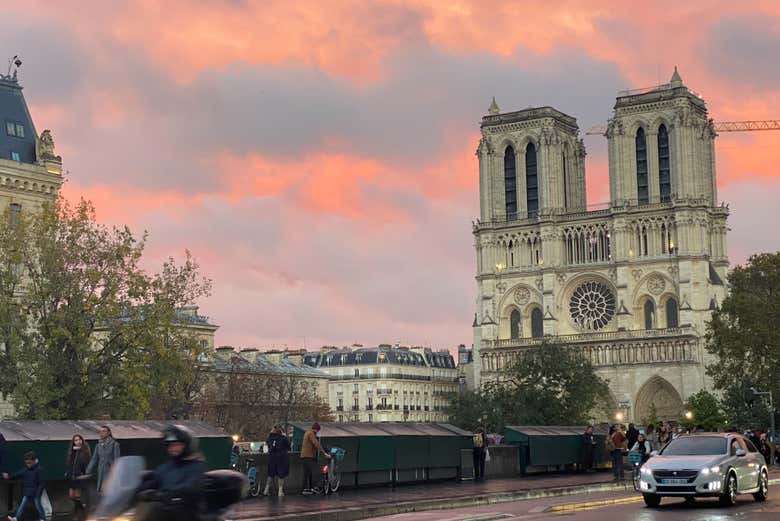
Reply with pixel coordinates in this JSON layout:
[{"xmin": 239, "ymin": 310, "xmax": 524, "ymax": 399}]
[
  {"xmin": 504, "ymin": 146, "xmax": 517, "ymax": 219},
  {"xmin": 644, "ymin": 300, "xmax": 656, "ymax": 330},
  {"xmin": 636, "ymin": 128, "xmax": 648, "ymax": 204},
  {"xmin": 658, "ymin": 124, "xmax": 671, "ymax": 202},
  {"xmin": 665, "ymin": 298, "xmax": 679, "ymax": 328},
  {"xmin": 526, "ymin": 143, "xmax": 538, "ymax": 217},
  {"xmin": 510, "ymin": 309, "xmax": 521, "ymax": 339},
  {"xmin": 531, "ymin": 308, "xmax": 544, "ymax": 338}
]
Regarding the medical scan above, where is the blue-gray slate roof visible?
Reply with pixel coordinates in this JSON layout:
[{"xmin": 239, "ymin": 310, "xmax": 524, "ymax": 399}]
[
  {"xmin": 303, "ymin": 347, "xmax": 455, "ymax": 369},
  {"xmin": 0, "ymin": 77, "xmax": 37, "ymax": 164}
]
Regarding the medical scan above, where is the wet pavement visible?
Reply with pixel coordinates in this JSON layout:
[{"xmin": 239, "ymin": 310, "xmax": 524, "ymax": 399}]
[
  {"xmin": 364, "ymin": 483, "xmax": 780, "ymax": 521},
  {"xmin": 229, "ymin": 470, "xmax": 626, "ymax": 520},
  {"xmin": 229, "ymin": 468, "xmax": 780, "ymax": 521}
]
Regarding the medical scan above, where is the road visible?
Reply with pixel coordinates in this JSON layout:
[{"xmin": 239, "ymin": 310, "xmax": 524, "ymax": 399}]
[{"xmin": 364, "ymin": 484, "xmax": 779, "ymax": 521}]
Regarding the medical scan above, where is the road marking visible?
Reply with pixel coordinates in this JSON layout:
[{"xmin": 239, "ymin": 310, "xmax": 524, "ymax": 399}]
[{"xmin": 546, "ymin": 496, "xmax": 642, "ymax": 512}]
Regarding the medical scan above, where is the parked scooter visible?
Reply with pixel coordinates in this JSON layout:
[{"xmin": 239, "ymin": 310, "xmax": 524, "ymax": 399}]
[{"xmin": 89, "ymin": 456, "xmax": 247, "ymax": 521}]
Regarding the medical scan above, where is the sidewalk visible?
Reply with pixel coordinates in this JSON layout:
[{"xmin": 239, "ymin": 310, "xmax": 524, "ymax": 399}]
[
  {"xmin": 230, "ymin": 467, "xmax": 780, "ymax": 521},
  {"xmin": 229, "ymin": 471, "xmax": 630, "ymax": 521}
]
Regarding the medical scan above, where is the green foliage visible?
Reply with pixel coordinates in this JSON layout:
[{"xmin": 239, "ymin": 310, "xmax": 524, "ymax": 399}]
[
  {"xmin": 705, "ymin": 252, "xmax": 780, "ymax": 431},
  {"xmin": 683, "ymin": 389, "xmax": 726, "ymax": 431},
  {"xmin": 448, "ymin": 341, "xmax": 610, "ymax": 431},
  {"xmin": 642, "ymin": 403, "xmax": 659, "ymax": 428},
  {"xmin": 0, "ymin": 197, "xmax": 212, "ymax": 419}
]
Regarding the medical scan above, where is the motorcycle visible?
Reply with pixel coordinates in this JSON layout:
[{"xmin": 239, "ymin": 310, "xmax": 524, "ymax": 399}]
[{"xmin": 89, "ymin": 456, "xmax": 248, "ymax": 521}]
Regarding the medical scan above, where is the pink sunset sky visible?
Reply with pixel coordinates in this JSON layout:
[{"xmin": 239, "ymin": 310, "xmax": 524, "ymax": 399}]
[{"xmin": 6, "ymin": 1, "xmax": 780, "ymax": 351}]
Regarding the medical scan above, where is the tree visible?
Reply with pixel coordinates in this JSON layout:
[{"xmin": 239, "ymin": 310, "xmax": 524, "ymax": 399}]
[
  {"xmin": 448, "ymin": 342, "xmax": 610, "ymax": 430},
  {"xmin": 0, "ymin": 197, "xmax": 211, "ymax": 419},
  {"xmin": 706, "ymin": 252, "xmax": 780, "ymax": 431},
  {"xmin": 683, "ymin": 390, "xmax": 726, "ymax": 431},
  {"xmin": 642, "ymin": 403, "xmax": 659, "ymax": 428},
  {"xmin": 197, "ymin": 355, "xmax": 333, "ymax": 440}
]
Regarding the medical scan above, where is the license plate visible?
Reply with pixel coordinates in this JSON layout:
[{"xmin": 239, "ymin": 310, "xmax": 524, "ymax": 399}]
[{"xmin": 662, "ymin": 478, "xmax": 688, "ymax": 485}]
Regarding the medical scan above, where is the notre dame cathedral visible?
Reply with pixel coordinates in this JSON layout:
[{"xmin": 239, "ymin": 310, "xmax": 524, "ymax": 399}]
[{"xmin": 471, "ymin": 68, "xmax": 729, "ymax": 423}]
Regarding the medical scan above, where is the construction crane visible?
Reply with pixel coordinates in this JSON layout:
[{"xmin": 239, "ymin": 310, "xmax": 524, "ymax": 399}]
[{"xmin": 585, "ymin": 120, "xmax": 780, "ymax": 136}]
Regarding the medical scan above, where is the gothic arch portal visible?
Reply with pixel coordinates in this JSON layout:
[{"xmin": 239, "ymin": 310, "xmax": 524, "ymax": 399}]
[{"xmin": 634, "ymin": 375, "xmax": 683, "ymax": 423}]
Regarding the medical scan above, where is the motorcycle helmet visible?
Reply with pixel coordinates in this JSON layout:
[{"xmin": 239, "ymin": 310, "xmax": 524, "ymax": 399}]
[{"xmin": 162, "ymin": 424, "xmax": 198, "ymax": 456}]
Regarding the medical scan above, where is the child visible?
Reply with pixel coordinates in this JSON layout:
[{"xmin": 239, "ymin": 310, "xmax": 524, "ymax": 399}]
[{"xmin": 3, "ymin": 451, "xmax": 46, "ymax": 521}]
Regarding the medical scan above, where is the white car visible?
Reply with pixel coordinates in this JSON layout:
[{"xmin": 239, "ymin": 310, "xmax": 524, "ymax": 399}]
[{"xmin": 638, "ymin": 433, "xmax": 769, "ymax": 507}]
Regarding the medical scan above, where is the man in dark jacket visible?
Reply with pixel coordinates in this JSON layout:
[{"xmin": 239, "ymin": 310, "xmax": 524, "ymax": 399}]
[
  {"xmin": 3, "ymin": 451, "xmax": 46, "ymax": 521},
  {"xmin": 626, "ymin": 423, "xmax": 639, "ymax": 451},
  {"xmin": 581, "ymin": 425, "xmax": 597, "ymax": 472},
  {"xmin": 472, "ymin": 427, "xmax": 488, "ymax": 482},
  {"xmin": 137, "ymin": 425, "xmax": 208, "ymax": 521}
]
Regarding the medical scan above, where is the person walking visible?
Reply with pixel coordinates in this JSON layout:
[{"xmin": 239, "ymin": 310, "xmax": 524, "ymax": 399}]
[
  {"xmin": 758, "ymin": 433, "xmax": 773, "ymax": 465},
  {"xmin": 626, "ymin": 423, "xmax": 639, "ymax": 452},
  {"xmin": 86, "ymin": 425, "xmax": 120, "ymax": 493},
  {"xmin": 65, "ymin": 434, "xmax": 92, "ymax": 521},
  {"xmin": 645, "ymin": 424, "xmax": 657, "ymax": 452},
  {"xmin": 3, "ymin": 451, "xmax": 46, "ymax": 521},
  {"xmin": 264, "ymin": 425, "xmax": 290, "ymax": 497},
  {"xmin": 610, "ymin": 425, "xmax": 627, "ymax": 481},
  {"xmin": 300, "ymin": 423, "xmax": 329, "ymax": 495},
  {"xmin": 581, "ymin": 425, "xmax": 597, "ymax": 472},
  {"xmin": 472, "ymin": 427, "xmax": 488, "ymax": 481}
]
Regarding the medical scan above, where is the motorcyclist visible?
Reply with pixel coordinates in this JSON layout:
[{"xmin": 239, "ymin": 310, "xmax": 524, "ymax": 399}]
[{"xmin": 136, "ymin": 425, "xmax": 208, "ymax": 521}]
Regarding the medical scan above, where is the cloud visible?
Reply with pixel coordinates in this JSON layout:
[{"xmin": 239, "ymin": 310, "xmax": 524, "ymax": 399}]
[{"xmin": 14, "ymin": 0, "xmax": 780, "ymax": 351}]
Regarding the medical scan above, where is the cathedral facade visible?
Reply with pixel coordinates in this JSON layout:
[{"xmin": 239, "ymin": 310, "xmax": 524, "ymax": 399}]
[{"xmin": 471, "ymin": 69, "xmax": 728, "ymax": 423}]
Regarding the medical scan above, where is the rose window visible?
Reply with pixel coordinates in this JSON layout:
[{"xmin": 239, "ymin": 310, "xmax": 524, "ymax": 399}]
[{"xmin": 569, "ymin": 281, "xmax": 616, "ymax": 331}]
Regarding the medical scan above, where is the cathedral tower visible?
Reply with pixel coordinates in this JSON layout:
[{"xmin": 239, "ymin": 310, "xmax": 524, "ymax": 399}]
[{"xmin": 472, "ymin": 70, "xmax": 728, "ymax": 423}]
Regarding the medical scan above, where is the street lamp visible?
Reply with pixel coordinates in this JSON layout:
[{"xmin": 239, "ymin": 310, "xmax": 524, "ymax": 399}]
[
  {"xmin": 684, "ymin": 411, "xmax": 693, "ymax": 421},
  {"xmin": 231, "ymin": 434, "xmax": 240, "ymax": 443},
  {"xmin": 615, "ymin": 412, "xmax": 624, "ymax": 422},
  {"xmin": 750, "ymin": 387, "xmax": 776, "ymax": 442}
]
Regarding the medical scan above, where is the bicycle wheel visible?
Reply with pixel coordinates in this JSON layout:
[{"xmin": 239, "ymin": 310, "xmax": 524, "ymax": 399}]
[
  {"xmin": 248, "ymin": 469, "xmax": 260, "ymax": 497},
  {"xmin": 330, "ymin": 470, "xmax": 342, "ymax": 492}
]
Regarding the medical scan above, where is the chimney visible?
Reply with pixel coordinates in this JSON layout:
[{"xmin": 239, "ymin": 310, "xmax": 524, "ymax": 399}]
[
  {"xmin": 239, "ymin": 347, "xmax": 258, "ymax": 362},
  {"xmin": 215, "ymin": 346, "xmax": 235, "ymax": 362},
  {"xmin": 285, "ymin": 349, "xmax": 306, "ymax": 366}
]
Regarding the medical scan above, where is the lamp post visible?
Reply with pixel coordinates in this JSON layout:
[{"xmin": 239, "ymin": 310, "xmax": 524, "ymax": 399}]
[{"xmin": 751, "ymin": 387, "xmax": 776, "ymax": 442}]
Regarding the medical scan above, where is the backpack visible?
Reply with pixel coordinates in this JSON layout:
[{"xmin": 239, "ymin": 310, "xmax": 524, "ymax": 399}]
[{"xmin": 473, "ymin": 433, "xmax": 484, "ymax": 448}]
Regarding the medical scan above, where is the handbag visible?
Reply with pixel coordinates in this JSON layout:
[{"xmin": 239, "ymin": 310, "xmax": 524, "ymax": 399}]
[{"xmin": 484, "ymin": 448, "xmax": 491, "ymax": 463}]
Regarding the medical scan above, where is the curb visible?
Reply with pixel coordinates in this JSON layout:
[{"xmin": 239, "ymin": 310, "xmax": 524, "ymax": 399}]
[{"xmin": 232, "ymin": 480, "xmax": 633, "ymax": 521}]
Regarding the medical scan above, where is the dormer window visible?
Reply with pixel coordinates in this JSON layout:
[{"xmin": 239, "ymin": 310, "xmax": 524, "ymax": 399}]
[{"xmin": 5, "ymin": 121, "xmax": 24, "ymax": 138}]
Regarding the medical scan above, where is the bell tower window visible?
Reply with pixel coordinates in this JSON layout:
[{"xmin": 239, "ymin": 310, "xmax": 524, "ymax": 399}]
[
  {"xmin": 510, "ymin": 309, "xmax": 521, "ymax": 339},
  {"xmin": 644, "ymin": 299, "xmax": 656, "ymax": 329},
  {"xmin": 658, "ymin": 124, "xmax": 671, "ymax": 202},
  {"xmin": 504, "ymin": 146, "xmax": 517, "ymax": 219},
  {"xmin": 531, "ymin": 308, "xmax": 544, "ymax": 338},
  {"xmin": 665, "ymin": 298, "xmax": 679, "ymax": 328},
  {"xmin": 562, "ymin": 151, "xmax": 568, "ymax": 210},
  {"xmin": 636, "ymin": 128, "xmax": 648, "ymax": 204},
  {"xmin": 526, "ymin": 143, "xmax": 538, "ymax": 217}
]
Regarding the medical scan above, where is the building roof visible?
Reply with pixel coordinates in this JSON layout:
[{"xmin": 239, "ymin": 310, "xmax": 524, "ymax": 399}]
[
  {"xmin": 0, "ymin": 420, "xmax": 228, "ymax": 442},
  {"xmin": 303, "ymin": 346, "xmax": 455, "ymax": 369},
  {"xmin": 212, "ymin": 351, "xmax": 328, "ymax": 378},
  {"xmin": 480, "ymin": 106, "xmax": 578, "ymax": 133},
  {"xmin": 0, "ymin": 77, "xmax": 37, "ymax": 164}
]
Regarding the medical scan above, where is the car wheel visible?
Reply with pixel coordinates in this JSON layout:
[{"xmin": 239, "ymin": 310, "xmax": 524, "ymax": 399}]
[
  {"xmin": 643, "ymin": 494, "xmax": 661, "ymax": 507},
  {"xmin": 719, "ymin": 473, "xmax": 737, "ymax": 507},
  {"xmin": 753, "ymin": 470, "xmax": 768, "ymax": 502}
]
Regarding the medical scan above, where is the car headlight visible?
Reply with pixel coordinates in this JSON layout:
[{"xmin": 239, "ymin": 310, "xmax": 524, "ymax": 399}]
[
  {"xmin": 701, "ymin": 465, "xmax": 720, "ymax": 476},
  {"xmin": 641, "ymin": 467, "xmax": 652, "ymax": 475}
]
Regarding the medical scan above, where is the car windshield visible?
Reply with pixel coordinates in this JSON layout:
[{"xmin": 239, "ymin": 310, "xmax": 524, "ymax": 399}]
[{"xmin": 661, "ymin": 437, "xmax": 727, "ymax": 456}]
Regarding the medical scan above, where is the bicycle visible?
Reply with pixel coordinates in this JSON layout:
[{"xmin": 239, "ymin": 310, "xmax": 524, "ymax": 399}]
[
  {"xmin": 628, "ymin": 450, "xmax": 643, "ymax": 491},
  {"xmin": 313, "ymin": 447, "xmax": 345, "ymax": 495},
  {"xmin": 243, "ymin": 458, "xmax": 260, "ymax": 497}
]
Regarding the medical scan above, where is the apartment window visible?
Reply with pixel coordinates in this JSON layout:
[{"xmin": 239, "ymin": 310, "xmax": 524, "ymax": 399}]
[
  {"xmin": 5, "ymin": 121, "xmax": 24, "ymax": 138},
  {"xmin": 354, "ymin": 368, "xmax": 359, "ymax": 377},
  {"xmin": 353, "ymin": 384, "xmax": 359, "ymax": 392}
]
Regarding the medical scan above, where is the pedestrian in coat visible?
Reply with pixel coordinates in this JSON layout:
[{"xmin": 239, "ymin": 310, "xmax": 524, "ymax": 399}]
[
  {"xmin": 581, "ymin": 425, "xmax": 597, "ymax": 472},
  {"xmin": 300, "ymin": 423, "xmax": 329, "ymax": 495},
  {"xmin": 758, "ymin": 434, "xmax": 773, "ymax": 465},
  {"xmin": 86, "ymin": 425, "xmax": 120, "ymax": 492},
  {"xmin": 472, "ymin": 427, "xmax": 488, "ymax": 481},
  {"xmin": 3, "ymin": 451, "xmax": 46, "ymax": 521},
  {"xmin": 610, "ymin": 426, "xmax": 627, "ymax": 481},
  {"xmin": 626, "ymin": 423, "xmax": 638, "ymax": 451},
  {"xmin": 66, "ymin": 434, "xmax": 92, "ymax": 521},
  {"xmin": 263, "ymin": 425, "xmax": 291, "ymax": 497}
]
